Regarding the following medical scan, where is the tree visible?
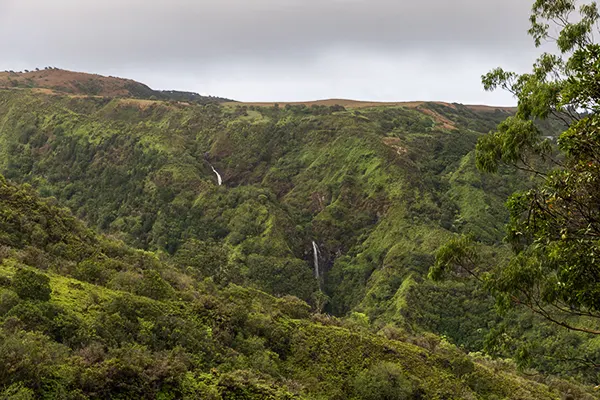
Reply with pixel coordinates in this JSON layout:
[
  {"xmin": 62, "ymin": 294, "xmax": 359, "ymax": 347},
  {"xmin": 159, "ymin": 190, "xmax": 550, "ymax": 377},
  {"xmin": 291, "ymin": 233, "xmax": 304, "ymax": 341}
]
[
  {"xmin": 434, "ymin": 0, "xmax": 600, "ymax": 334},
  {"xmin": 12, "ymin": 269, "xmax": 51, "ymax": 302},
  {"xmin": 138, "ymin": 270, "xmax": 174, "ymax": 301}
]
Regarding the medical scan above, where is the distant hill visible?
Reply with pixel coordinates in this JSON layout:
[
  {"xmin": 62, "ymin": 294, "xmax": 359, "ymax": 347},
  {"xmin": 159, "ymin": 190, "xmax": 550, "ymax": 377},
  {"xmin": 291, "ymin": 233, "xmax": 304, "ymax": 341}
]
[
  {"xmin": 0, "ymin": 68, "xmax": 233, "ymax": 104},
  {"xmin": 0, "ymin": 68, "xmax": 515, "ymax": 111},
  {"xmin": 228, "ymin": 98, "xmax": 516, "ymax": 112}
]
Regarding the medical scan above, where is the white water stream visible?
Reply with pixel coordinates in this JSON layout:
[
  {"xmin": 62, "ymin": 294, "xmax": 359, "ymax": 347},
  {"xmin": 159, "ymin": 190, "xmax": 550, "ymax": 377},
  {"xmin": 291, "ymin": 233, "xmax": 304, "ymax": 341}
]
[
  {"xmin": 312, "ymin": 241, "xmax": 320, "ymax": 279},
  {"xmin": 210, "ymin": 164, "xmax": 223, "ymax": 186}
]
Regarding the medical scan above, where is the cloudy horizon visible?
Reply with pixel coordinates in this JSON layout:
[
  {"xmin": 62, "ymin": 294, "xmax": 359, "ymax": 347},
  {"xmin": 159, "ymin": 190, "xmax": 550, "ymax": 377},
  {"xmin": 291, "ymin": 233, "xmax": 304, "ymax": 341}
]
[{"xmin": 0, "ymin": 0, "xmax": 540, "ymax": 105}]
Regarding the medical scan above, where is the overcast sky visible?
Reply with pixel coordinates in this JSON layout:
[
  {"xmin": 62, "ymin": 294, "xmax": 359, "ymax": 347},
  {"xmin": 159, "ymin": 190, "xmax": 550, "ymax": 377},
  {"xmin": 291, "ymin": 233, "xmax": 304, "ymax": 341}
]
[{"xmin": 0, "ymin": 0, "xmax": 539, "ymax": 105}]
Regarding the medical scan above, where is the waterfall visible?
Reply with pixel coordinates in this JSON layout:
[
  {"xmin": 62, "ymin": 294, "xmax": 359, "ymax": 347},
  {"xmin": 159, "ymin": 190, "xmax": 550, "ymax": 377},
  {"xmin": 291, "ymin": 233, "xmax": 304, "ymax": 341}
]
[
  {"xmin": 312, "ymin": 241, "xmax": 320, "ymax": 279},
  {"xmin": 209, "ymin": 164, "xmax": 223, "ymax": 186}
]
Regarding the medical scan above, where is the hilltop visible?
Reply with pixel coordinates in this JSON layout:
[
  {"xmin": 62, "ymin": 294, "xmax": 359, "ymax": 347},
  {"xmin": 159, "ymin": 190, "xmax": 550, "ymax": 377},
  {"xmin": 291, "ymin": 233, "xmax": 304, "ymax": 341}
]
[
  {"xmin": 0, "ymin": 68, "xmax": 517, "ymax": 112},
  {"xmin": 0, "ymin": 68, "xmax": 233, "ymax": 104}
]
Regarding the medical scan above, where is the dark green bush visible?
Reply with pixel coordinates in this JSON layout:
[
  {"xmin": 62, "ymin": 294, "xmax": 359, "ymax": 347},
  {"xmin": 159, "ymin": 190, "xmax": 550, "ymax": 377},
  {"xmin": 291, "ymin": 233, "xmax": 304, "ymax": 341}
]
[
  {"xmin": 353, "ymin": 362, "xmax": 417, "ymax": 400},
  {"xmin": 11, "ymin": 269, "xmax": 51, "ymax": 301}
]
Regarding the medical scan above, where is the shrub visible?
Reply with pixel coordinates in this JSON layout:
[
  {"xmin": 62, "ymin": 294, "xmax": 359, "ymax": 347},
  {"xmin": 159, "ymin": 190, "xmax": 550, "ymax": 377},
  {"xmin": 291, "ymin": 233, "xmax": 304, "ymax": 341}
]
[
  {"xmin": 276, "ymin": 296, "xmax": 310, "ymax": 319},
  {"xmin": 0, "ymin": 289, "xmax": 20, "ymax": 316},
  {"xmin": 138, "ymin": 270, "xmax": 174, "ymax": 300},
  {"xmin": 0, "ymin": 275, "xmax": 11, "ymax": 288},
  {"xmin": 353, "ymin": 362, "xmax": 416, "ymax": 400},
  {"xmin": 0, "ymin": 330, "xmax": 69, "ymax": 390},
  {"xmin": 73, "ymin": 259, "xmax": 108, "ymax": 284},
  {"xmin": 0, "ymin": 382, "xmax": 35, "ymax": 400},
  {"xmin": 12, "ymin": 269, "xmax": 51, "ymax": 301}
]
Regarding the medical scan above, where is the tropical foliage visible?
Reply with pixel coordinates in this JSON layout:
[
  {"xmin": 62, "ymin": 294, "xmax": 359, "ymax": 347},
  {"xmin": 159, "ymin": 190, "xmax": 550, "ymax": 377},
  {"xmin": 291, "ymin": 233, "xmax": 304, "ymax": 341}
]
[
  {"xmin": 0, "ymin": 173, "xmax": 589, "ymax": 399},
  {"xmin": 2, "ymin": 0, "xmax": 600, "ymax": 393}
]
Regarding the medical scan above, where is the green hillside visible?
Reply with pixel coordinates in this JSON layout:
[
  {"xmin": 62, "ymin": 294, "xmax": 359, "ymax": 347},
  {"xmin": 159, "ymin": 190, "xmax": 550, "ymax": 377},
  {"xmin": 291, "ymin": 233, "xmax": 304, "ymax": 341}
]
[
  {"xmin": 2, "ymin": 0, "xmax": 600, "ymax": 394},
  {"xmin": 0, "ymin": 80, "xmax": 597, "ymax": 394},
  {"xmin": 0, "ymin": 171, "xmax": 596, "ymax": 399},
  {"xmin": 0, "ymin": 88, "xmax": 518, "ymax": 312}
]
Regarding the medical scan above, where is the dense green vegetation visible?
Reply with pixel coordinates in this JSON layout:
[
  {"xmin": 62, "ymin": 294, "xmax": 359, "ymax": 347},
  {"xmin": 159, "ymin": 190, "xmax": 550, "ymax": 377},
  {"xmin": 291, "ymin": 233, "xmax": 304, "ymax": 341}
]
[
  {"xmin": 2, "ymin": 172, "xmax": 593, "ymax": 399},
  {"xmin": 0, "ymin": 90, "xmax": 527, "ymax": 321},
  {"xmin": 2, "ymin": 0, "xmax": 600, "ymax": 392},
  {"xmin": 0, "ymin": 86, "xmax": 590, "ymax": 385},
  {"xmin": 431, "ymin": 0, "xmax": 600, "ymax": 385}
]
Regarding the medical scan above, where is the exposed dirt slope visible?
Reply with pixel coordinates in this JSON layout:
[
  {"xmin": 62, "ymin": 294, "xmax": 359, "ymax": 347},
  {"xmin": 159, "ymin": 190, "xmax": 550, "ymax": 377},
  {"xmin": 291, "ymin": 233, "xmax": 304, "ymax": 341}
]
[{"xmin": 0, "ymin": 69, "xmax": 154, "ymax": 97}]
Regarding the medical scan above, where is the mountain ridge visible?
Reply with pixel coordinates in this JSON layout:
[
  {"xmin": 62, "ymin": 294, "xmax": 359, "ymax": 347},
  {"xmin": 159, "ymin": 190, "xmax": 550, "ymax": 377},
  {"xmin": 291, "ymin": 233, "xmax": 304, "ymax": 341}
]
[
  {"xmin": 225, "ymin": 99, "xmax": 517, "ymax": 112},
  {"xmin": 0, "ymin": 68, "xmax": 233, "ymax": 104},
  {"xmin": 0, "ymin": 68, "xmax": 516, "ymax": 111}
]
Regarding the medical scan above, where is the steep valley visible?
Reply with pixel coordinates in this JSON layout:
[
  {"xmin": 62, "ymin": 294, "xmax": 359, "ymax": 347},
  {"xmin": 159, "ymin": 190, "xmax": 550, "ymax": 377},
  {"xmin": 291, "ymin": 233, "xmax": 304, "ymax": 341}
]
[{"xmin": 0, "ymin": 73, "xmax": 596, "ymax": 399}]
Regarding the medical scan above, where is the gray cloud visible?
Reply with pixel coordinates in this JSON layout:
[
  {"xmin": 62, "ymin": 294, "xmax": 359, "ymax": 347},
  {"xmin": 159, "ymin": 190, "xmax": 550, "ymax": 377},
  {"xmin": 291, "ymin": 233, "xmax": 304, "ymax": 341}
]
[{"xmin": 0, "ymin": 0, "xmax": 538, "ymax": 104}]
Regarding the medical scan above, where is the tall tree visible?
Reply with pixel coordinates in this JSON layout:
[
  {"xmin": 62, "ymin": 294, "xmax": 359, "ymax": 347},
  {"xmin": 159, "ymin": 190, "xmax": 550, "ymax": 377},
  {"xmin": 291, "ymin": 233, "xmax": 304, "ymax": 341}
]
[{"xmin": 432, "ymin": 0, "xmax": 600, "ymax": 334}]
